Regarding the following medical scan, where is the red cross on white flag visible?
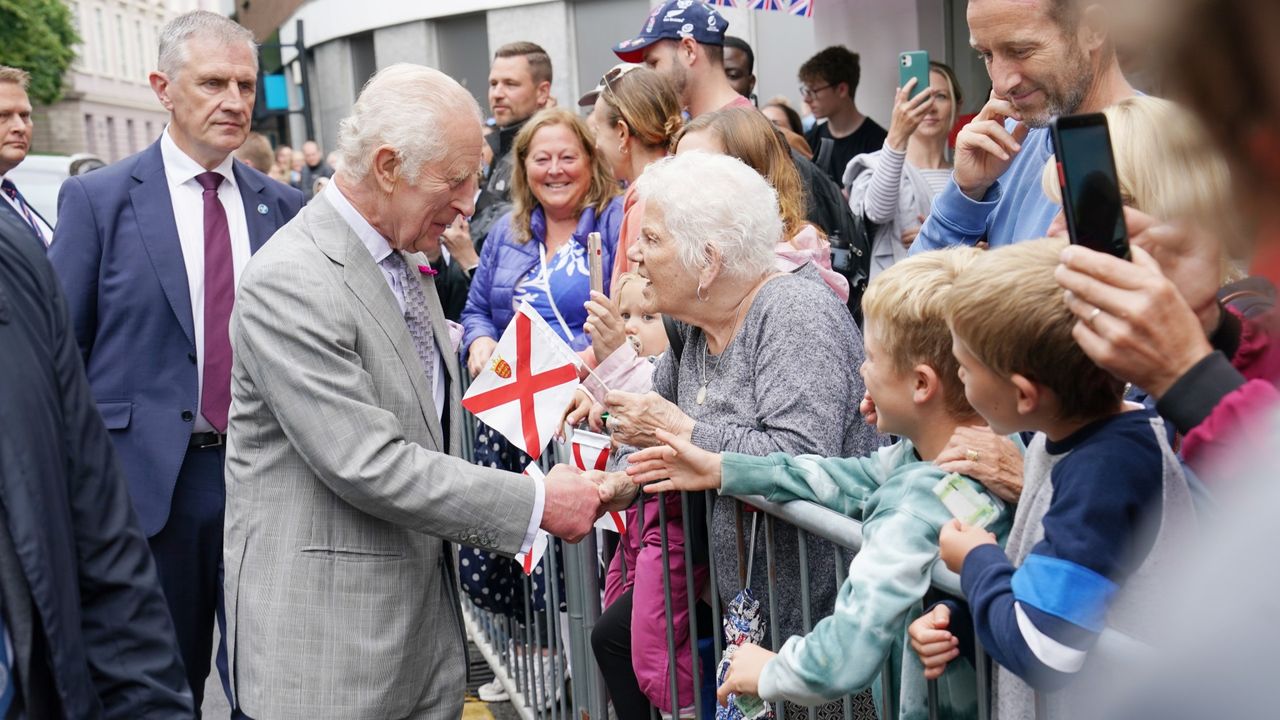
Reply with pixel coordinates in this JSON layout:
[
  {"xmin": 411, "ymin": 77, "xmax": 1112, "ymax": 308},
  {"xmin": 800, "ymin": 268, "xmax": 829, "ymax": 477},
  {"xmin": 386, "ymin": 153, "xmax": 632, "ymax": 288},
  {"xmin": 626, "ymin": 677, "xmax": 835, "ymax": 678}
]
[
  {"xmin": 568, "ymin": 429, "xmax": 628, "ymax": 534},
  {"xmin": 463, "ymin": 302, "xmax": 582, "ymax": 461},
  {"xmin": 514, "ymin": 462, "xmax": 549, "ymax": 575}
]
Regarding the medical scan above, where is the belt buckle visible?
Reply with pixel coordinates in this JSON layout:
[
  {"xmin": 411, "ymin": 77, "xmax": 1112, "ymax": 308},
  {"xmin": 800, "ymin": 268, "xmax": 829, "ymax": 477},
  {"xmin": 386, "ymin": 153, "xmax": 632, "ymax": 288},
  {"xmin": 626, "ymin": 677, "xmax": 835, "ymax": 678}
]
[{"xmin": 193, "ymin": 433, "xmax": 226, "ymax": 450}]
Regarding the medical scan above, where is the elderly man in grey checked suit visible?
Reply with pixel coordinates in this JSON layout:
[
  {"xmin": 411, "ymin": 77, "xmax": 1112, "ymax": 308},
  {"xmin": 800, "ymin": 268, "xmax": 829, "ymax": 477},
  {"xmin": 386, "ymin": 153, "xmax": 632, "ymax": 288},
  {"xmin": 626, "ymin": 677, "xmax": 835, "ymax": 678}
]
[{"xmin": 223, "ymin": 63, "xmax": 604, "ymax": 719}]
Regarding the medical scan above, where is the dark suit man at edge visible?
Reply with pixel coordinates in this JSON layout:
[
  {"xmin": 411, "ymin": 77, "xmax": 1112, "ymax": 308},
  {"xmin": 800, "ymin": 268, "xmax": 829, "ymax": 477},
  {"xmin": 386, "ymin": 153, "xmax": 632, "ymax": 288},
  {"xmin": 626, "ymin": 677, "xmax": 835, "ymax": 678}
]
[
  {"xmin": 48, "ymin": 11, "xmax": 305, "ymax": 716},
  {"xmin": 0, "ymin": 200, "xmax": 194, "ymax": 718}
]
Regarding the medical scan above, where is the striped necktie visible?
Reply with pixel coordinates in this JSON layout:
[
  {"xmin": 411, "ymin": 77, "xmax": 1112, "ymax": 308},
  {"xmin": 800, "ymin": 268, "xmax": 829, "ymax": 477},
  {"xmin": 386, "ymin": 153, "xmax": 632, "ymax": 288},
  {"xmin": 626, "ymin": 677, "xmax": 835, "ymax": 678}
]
[{"xmin": 1, "ymin": 178, "xmax": 44, "ymax": 244}]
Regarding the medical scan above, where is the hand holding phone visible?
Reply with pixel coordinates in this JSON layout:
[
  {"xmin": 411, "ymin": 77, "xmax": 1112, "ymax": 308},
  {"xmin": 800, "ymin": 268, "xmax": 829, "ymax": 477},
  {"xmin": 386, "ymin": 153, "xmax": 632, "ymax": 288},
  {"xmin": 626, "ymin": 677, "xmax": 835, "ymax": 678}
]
[{"xmin": 1050, "ymin": 113, "xmax": 1130, "ymax": 259}]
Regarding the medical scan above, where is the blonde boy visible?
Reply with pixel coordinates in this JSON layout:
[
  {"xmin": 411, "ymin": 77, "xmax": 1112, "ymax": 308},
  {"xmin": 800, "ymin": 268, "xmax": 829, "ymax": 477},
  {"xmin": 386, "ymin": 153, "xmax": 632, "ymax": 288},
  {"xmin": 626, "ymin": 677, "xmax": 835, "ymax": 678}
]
[
  {"xmin": 627, "ymin": 248, "xmax": 1012, "ymax": 719},
  {"xmin": 911, "ymin": 237, "xmax": 1197, "ymax": 719}
]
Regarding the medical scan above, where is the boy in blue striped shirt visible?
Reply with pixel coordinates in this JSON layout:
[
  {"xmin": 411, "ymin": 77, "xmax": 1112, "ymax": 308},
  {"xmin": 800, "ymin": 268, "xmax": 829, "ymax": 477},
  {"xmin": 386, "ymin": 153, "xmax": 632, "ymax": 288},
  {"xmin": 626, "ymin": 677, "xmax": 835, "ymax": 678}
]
[{"xmin": 911, "ymin": 237, "xmax": 1197, "ymax": 718}]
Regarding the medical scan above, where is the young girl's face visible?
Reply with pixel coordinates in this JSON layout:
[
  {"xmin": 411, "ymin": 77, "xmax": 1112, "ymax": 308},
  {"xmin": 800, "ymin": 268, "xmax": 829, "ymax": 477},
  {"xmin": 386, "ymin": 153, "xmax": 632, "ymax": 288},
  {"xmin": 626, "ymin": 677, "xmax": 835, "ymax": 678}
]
[{"xmin": 617, "ymin": 280, "xmax": 668, "ymax": 357}]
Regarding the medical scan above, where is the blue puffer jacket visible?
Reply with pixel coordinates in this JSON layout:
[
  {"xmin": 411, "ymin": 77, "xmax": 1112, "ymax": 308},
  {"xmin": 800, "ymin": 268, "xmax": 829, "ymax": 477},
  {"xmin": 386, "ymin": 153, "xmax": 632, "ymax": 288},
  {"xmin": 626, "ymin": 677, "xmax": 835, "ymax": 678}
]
[{"xmin": 462, "ymin": 198, "xmax": 624, "ymax": 356}]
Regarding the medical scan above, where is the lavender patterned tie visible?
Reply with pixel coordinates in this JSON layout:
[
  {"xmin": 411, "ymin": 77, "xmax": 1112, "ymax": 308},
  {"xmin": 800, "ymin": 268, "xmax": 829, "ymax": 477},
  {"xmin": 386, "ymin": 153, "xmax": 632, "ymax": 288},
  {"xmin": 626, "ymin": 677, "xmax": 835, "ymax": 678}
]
[
  {"xmin": 380, "ymin": 251, "xmax": 437, "ymax": 390},
  {"xmin": 195, "ymin": 171, "xmax": 234, "ymax": 433}
]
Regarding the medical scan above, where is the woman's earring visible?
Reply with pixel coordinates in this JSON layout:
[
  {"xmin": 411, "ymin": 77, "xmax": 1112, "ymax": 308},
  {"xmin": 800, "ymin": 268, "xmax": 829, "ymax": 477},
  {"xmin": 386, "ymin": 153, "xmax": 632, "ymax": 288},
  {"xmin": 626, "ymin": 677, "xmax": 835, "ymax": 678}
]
[
  {"xmin": 619, "ymin": 142, "xmax": 629, "ymax": 156},
  {"xmin": 696, "ymin": 284, "xmax": 708, "ymax": 302}
]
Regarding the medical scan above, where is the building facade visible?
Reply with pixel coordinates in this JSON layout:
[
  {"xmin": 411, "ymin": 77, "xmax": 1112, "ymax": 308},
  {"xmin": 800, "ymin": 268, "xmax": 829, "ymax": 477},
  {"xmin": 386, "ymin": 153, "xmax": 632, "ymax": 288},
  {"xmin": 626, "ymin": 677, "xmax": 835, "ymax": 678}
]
[
  {"xmin": 31, "ymin": 0, "xmax": 221, "ymax": 162},
  {"xmin": 255, "ymin": 0, "xmax": 984, "ymax": 154}
]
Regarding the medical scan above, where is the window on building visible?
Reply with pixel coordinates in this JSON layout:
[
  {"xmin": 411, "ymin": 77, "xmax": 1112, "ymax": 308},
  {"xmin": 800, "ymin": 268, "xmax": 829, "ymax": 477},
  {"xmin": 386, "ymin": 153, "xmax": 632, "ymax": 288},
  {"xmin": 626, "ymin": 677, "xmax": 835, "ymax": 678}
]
[
  {"xmin": 126, "ymin": 118, "xmax": 136, "ymax": 153},
  {"xmin": 106, "ymin": 116, "xmax": 118, "ymax": 161},
  {"xmin": 136, "ymin": 19, "xmax": 147, "ymax": 79},
  {"xmin": 84, "ymin": 114, "xmax": 97, "ymax": 154},
  {"xmin": 116, "ymin": 13, "xmax": 128, "ymax": 78},
  {"xmin": 94, "ymin": 7, "xmax": 107, "ymax": 73},
  {"xmin": 145, "ymin": 120, "xmax": 155, "ymax": 143}
]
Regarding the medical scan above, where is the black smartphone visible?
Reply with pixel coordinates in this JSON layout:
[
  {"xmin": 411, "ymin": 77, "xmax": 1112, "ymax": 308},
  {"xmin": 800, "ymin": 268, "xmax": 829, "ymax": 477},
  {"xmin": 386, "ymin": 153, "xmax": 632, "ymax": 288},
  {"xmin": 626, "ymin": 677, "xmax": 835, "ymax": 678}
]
[{"xmin": 1050, "ymin": 113, "xmax": 1130, "ymax": 258}]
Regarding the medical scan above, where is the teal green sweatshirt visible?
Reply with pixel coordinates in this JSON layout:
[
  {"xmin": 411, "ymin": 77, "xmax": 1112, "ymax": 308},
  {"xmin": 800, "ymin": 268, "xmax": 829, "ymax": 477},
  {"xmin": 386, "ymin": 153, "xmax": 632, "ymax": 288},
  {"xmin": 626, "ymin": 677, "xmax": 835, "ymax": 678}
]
[{"xmin": 719, "ymin": 438, "xmax": 1015, "ymax": 719}]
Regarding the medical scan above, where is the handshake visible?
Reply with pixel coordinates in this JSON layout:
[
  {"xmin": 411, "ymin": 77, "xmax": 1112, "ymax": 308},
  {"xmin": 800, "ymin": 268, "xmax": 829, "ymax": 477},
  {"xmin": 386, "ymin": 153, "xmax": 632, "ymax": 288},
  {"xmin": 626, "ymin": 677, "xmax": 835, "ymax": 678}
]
[{"xmin": 537, "ymin": 465, "xmax": 638, "ymax": 543}]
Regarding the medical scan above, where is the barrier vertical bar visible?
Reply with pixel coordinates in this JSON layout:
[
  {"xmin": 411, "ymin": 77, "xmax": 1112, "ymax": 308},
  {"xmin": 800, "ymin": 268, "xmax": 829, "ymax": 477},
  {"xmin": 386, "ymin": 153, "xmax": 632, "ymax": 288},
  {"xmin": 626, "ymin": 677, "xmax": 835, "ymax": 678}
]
[
  {"xmin": 530, "ymin": 573, "xmax": 547, "ymax": 718},
  {"xmin": 522, "ymin": 574, "xmax": 536, "ymax": 712},
  {"xmin": 833, "ymin": 548, "xmax": 853, "ymax": 720},
  {"xmin": 547, "ymin": 546, "xmax": 564, "ymax": 720},
  {"xmin": 796, "ymin": 530, "xmax": 816, "ymax": 720},
  {"xmin": 706, "ymin": 491, "xmax": 723, "ymax": 663},
  {"xmin": 658, "ymin": 494, "xmax": 680, "ymax": 720},
  {"xmin": 681, "ymin": 491, "xmax": 703, "ymax": 720},
  {"xmin": 879, "ymin": 656, "xmax": 896, "ymax": 720},
  {"xmin": 927, "ymin": 679, "xmax": 940, "ymax": 720},
  {"xmin": 975, "ymin": 640, "xmax": 991, "ymax": 720},
  {"xmin": 763, "ymin": 514, "xmax": 784, "ymax": 720}
]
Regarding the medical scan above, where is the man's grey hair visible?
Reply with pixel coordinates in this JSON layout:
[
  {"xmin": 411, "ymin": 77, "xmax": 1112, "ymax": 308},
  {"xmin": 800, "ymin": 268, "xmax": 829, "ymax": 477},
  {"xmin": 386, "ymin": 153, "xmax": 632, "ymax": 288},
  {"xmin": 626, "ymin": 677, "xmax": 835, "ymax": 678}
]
[
  {"xmin": 157, "ymin": 11, "xmax": 257, "ymax": 78},
  {"xmin": 633, "ymin": 152, "xmax": 780, "ymax": 281},
  {"xmin": 337, "ymin": 64, "xmax": 483, "ymax": 184}
]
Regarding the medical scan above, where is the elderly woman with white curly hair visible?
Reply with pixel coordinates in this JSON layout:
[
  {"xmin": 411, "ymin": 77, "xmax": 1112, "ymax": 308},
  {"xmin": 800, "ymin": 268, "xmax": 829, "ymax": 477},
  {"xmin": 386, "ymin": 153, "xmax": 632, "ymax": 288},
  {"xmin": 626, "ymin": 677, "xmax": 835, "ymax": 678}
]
[{"xmin": 601, "ymin": 151, "xmax": 882, "ymax": 720}]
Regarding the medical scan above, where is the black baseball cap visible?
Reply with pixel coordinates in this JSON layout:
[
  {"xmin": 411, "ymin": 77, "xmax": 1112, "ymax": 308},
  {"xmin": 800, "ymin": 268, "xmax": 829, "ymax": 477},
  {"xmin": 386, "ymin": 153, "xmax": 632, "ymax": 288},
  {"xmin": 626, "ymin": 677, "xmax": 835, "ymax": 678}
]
[{"xmin": 613, "ymin": 0, "xmax": 729, "ymax": 64}]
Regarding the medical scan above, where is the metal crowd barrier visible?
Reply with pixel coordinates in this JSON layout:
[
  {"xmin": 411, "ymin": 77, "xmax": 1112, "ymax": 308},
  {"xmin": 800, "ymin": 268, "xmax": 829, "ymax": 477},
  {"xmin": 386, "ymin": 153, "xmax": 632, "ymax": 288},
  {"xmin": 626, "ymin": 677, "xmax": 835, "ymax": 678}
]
[{"xmin": 456, "ymin": 413, "xmax": 1150, "ymax": 720}]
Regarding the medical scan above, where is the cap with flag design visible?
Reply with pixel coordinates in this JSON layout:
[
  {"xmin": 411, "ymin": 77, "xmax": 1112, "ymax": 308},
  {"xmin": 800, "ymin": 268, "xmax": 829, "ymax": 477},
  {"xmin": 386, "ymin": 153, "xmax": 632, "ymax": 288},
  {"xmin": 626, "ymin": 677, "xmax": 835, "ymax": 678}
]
[{"xmin": 613, "ymin": 0, "xmax": 729, "ymax": 63}]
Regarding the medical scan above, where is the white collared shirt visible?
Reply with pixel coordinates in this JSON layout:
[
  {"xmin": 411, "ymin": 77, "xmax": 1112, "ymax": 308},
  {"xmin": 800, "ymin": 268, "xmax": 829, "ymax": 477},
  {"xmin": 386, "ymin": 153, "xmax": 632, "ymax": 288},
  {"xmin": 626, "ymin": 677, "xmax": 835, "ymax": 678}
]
[
  {"xmin": 160, "ymin": 127, "xmax": 253, "ymax": 434},
  {"xmin": 324, "ymin": 179, "xmax": 544, "ymax": 552},
  {"xmin": 0, "ymin": 173, "xmax": 53, "ymax": 246}
]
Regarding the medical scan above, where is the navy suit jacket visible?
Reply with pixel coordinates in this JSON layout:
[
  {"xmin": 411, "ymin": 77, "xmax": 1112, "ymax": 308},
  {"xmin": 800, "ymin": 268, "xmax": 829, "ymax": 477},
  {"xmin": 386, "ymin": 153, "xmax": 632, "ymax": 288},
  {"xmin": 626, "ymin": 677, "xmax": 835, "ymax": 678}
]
[
  {"xmin": 0, "ymin": 208, "xmax": 194, "ymax": 718},
  {"xmin": 0, "ymin": 178, "xmax": 52, "ymax": 250},
  {"xmin": 48, "ymin": 140, "xmax": 305, "ymax": 535}
]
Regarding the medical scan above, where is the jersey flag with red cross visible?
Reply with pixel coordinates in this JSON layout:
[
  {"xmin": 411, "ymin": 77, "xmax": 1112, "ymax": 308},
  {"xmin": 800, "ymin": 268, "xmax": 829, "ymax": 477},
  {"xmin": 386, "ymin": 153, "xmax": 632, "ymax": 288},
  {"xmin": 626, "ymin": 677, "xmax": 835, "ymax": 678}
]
[{"xmin": 463, "ymin": 301, "xmax": 583, "ymax": 461}]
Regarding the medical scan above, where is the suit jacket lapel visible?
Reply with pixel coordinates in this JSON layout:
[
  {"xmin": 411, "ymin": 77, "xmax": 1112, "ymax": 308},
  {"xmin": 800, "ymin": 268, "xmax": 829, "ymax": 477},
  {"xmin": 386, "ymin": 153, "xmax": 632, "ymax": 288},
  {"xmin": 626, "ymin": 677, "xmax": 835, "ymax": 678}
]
[
  {"xmin": 129, "ymin": 143, "xmax": 195, "ymax": 348},
  {"xmin": 233, "ymin": 161, "xmax": 275, "ymax": 253},
  {"xmin": 311, "ymin": 199, "xmax": 444, "ymax": 450}
]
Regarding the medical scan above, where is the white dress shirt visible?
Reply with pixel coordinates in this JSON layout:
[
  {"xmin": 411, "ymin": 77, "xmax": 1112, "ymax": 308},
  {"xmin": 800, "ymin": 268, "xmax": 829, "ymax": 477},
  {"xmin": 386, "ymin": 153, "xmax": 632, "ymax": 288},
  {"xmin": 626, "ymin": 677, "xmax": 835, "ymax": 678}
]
[
  {"xmin": 0, "ymin": 173, "xmax": 54, "ymax": 246},
  {"xmin": 324, "ymin": 180, "xmax": 545, "ymax": 551},
  {"xmin": 160, "ymin": 127, "xmax": 253, "ymax": 434}
]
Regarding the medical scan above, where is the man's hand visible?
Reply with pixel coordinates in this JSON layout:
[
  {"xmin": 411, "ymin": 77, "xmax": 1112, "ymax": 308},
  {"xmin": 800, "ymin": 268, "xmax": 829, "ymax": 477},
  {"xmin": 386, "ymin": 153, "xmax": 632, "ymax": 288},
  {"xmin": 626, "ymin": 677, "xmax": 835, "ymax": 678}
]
[
  {"xmin": 938, "ymin": 519, "xmax": 997, "ymax": 573},
  {"xmin": 584, "ymin": 291, "xmax": 628, "ymax": 364},
  {"xmin": 716, "ymin": 643, "xmax": 776, "ymax": 707},
  {"xmin": 467, "ymin": 336, "xmax": 498, "ymax": 379},
  {"xmin": 626, "ymin": 428, "xmax": 724, "ymax": 493},
  {"xmin": 1055, "ymin": 243, "xmax": 1213, "ymax": 399},
  {"xmin": 900, "ymin": 214, "xmax": 926, "ymax": 250},
  {"xmin": 539, "ymin": 464, "xmax": 602, "ymax": 543},
  {"xmin": 441, "ymin": 216, "xmax": 479, "ymax": 273},
  {"xmin": 909, "ymin": 605, "xmax": 959, "ymax": 680},
  {"xmin": 603, "ymin": 390, "xmax": 694, "ymax": 449},
  {"xmin": 934, "ymin": 426, "xmax": 1023, "ymax": 503},
  {"xmin": 953, "ymin": 94, "xmax": 1030, "ymax": 201}
]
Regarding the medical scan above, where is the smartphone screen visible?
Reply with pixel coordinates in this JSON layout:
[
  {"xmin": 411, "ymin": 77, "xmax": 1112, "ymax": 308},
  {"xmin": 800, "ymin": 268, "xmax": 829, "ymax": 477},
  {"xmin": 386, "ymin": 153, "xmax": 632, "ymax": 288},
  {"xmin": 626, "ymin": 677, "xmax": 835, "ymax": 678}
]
[{"xmin": 1051, "ymin": 114, "xmax": 1130, "ymax": 258}]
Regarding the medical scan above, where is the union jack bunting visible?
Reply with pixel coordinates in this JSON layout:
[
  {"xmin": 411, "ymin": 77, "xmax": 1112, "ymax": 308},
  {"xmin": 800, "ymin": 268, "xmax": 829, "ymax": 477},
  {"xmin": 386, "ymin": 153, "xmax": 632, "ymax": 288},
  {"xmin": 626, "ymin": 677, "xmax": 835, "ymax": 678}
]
[
  {"xmin": 790, "ymin": 0, "xmax": 814, "ymax": 17},
  {"xmin": 748, "ymin": 0, "xmax": 786, "ymax": 10},
  {"xmin": 704, "ymin": 0, "xmax": 737, "ymax": 7}
]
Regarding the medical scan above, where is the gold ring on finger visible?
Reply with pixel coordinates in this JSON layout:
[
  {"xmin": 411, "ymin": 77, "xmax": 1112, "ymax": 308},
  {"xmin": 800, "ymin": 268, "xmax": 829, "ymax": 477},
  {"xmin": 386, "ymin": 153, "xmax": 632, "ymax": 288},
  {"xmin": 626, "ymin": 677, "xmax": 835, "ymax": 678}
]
[{"xmin": 965, "ymin": 448, "xmax": 980, "ymax": 463}]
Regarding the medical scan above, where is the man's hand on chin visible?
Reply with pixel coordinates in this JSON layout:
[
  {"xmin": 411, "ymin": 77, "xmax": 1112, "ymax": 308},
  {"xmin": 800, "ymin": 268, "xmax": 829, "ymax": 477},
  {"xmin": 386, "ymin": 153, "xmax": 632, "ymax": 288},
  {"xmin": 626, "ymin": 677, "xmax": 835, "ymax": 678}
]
[{"xmin": 539, "ymin": 464, "xmax": 602, "ymax": 543}]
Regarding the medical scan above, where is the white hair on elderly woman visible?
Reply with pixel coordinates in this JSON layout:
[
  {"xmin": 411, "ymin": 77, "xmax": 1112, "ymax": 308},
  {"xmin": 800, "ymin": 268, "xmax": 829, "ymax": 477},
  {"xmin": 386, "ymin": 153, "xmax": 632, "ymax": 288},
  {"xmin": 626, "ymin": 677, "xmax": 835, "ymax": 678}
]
[
  {"xmin": 633, "ymin": 151, "xmax": 781, "ymax": 280},
  {"xmin": 157, "ymin": 11, "xmax": 256, "ymax": 78},
  {"xmin": 336, "ymin": 63, "xmax": 483, "ymax": 184}
]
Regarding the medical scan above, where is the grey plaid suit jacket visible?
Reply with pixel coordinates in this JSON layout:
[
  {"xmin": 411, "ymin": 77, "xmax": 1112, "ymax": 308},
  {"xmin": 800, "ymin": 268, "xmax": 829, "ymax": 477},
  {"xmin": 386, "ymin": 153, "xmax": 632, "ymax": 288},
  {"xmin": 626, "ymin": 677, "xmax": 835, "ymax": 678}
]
[{"xmin": 224, "ymin": 194, "xmax": 537, "ymax": 719}]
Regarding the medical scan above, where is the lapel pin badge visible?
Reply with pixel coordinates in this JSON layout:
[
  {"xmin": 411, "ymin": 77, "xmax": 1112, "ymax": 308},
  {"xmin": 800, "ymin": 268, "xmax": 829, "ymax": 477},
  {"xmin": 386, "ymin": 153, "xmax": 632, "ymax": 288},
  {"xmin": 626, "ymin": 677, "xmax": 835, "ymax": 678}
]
[{"xmin": 257, "ymin": 203, "xmax": 269, "ymax": 215}]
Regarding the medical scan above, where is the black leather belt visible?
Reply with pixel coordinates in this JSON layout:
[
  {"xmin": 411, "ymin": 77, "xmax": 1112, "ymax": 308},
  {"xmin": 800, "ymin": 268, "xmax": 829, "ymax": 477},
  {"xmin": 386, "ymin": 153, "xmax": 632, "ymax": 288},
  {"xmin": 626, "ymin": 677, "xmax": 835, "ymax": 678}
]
[{"xmin": 189, "ymin": 432, "xmax": 226, "ymax": 450}]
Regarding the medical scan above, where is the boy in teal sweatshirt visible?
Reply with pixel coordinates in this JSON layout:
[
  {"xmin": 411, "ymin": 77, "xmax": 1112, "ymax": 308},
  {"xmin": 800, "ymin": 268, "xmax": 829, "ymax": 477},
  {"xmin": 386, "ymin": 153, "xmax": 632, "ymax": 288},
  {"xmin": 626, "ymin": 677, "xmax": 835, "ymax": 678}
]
[{"xmin": 627, "ymin": 248, "xmax": 1015, "ymax": 719}]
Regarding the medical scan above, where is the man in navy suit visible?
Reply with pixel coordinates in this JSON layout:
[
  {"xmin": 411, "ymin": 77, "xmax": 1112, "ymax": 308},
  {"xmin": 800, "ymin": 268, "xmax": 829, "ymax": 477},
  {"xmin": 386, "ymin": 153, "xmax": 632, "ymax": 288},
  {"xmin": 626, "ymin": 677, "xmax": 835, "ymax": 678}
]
[
  {"xmin": 48, "ymin": 10, "xmax": 304, "ymax": 716},
  {"xmin": 0, "ymin": 66, "xmax": 54, "ymax": 249},
  {"xmin": 0, "ymin": 202, "xmax": 195, "ymax": 719}
]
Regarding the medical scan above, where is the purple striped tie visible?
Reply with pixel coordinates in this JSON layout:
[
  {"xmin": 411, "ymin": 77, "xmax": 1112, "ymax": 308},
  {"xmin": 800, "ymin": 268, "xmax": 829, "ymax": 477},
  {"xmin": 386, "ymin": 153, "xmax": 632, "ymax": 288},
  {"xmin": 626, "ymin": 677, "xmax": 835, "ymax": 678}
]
[{"xmin": 196, "ymin": 171, "xmax": 234, "ymax": 433}]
